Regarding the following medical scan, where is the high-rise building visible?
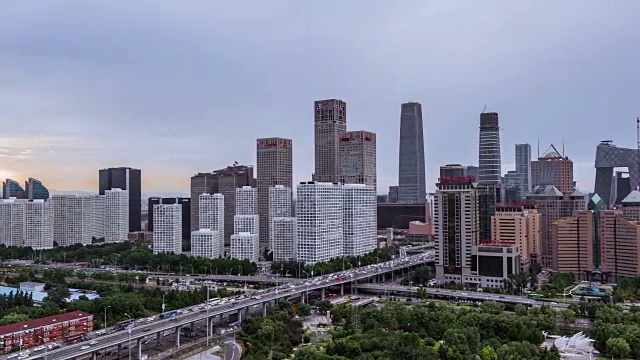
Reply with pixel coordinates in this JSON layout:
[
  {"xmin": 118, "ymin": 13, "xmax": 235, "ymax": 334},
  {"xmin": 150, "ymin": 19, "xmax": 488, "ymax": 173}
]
[
  {"xmin": 492, "ymin": 205, "xmax": 542, "ymax": 262},
  {"xmin": 230, "ymin": 232, "xmax": 259, "ymax": 262},
  {"xmin": 199, "ymin": 193, "xmax": 225, "ymax": 253},
  {"xmin": 526, "ymin": 185, "xmax": 586, "ymax": 267},
  {"xmin": 103, "ymin": 188, "xmax": 129, "ymax": 243},
  {"xmin": 152, "ymin": 204, "xmax": 182, "ymax": 254},
  {"xmin": 314, "ymin": 99, "xmax": 347, "ymax": 183},
  {"xmin": 515, "ymin": 144, "xmax": 532, "ymax": 197},
  {"xmin": 296, "ymin": 182, "xmax": 343, "ymax": 264},
  {"xmin": 271, "ymin": 217, "xmax": 297, "ymax": 262},
  {"xmin": 268, "ymin": 186, "xmax": 292, "ymax": 219},
  {"xmin": 478, "ymin": 184, "xmax": 500, "ymax": 242},
  {"xmin": 190, "ymin": 173, "xmax": 218, "ymax": 231},
  {"xmin": 388, "ymin": 186, "xmax": 399, "ymax": 203},
  {"xmin": 148, "ymin": 197, "xmax": 191, "ymax": 240},
  {"xmin": 98, "ymin": 167, "xmax": 142, "ymax": 232},
  {"xmin": 439, "ymin": 164, "xmax": 469, "ymax": 178},
  {"xmin": 2, "ymin": 179, "xmax": 25, "ymax": 199},
  {"xmin": 398, "ymin": 102, "xmax": 426, "ymax": 202},
  {"xmin": 600, "ymin": 192, "xmax": 640, "ymax": 279},
  {"xmin": 342, "ymin": 184, "xmax": 376, "ymax": 256},
  {"xmin": 234, "ymin": 215, "xmax": 259, "ymax": 235},
  {"xmin": 339, "ymin": 131, "xmax": 377, "ymax": 189},
  {"xmin": 478, "ymin": 112, "xmax": 502, "ymax": 186},
  {"xmin": 52, "ymin": 195, "xmax": 95, "ymax": 247},
  {"xmin": 552, "ymin": 210, "xmax": 594, "ymax": 280},
  {"xmin": 24, "ymin": 200, "xmax": 53, "ymax": 250},
  {"xmin": 191, "ymin": 229, "xmax": 223, "ymax": 259},
  {"xmin": 257, "ymin": 137, "xmax": 293, "ymax": 252},
  {"xmin": 434, "ymin": 176, "xmax": 479, "ymax": 283},
  {"xmin": 594, "ymin": 140, "xmax": 640, "ymax": 209},
  {"xmin": 235, "ymin": 186, "xmax": 257, "ymax": 215},
  {"xmin": 25, "ymin": 178, "xmax": 50, "ymax": 200},
  {"xmin": 0, "ymin": 199, "xmax": 25, "ymax": 247},
  {"xmin": 531, "ymin": 145, "xmax": 575, "ymax": 195},
  {"xmin": 91, "ymin": 195, "xmax": 105, "ymax": 240}
]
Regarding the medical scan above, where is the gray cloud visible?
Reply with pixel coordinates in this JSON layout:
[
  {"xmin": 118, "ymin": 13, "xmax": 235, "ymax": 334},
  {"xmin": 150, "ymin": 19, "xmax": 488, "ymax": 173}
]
[{"xmin": 0, "ymin": 0, "xmax": 639, "ymax": 193}]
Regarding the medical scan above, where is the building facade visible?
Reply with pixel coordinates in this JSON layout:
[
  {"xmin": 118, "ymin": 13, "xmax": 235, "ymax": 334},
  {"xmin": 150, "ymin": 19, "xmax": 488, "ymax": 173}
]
[
  {"xmin": 552, "ymin": 210, "xmax": 594, "ymax": 280},
  {"xmin": 103, "ymin": 188, "xmax": 129, "ymax": 243},
  {"xmin": 531, "ymin": 145, "xmax": 575, "ymax": 195},
  {"xmin": 230, "ymin": 232, "xmax": 259, "ymax": 262},
  {"xmin": 339, "ymin": 130, "xmax": 377, "ymax": 189},
  {"xmin": 296, "ymin": 182, "xmax": 343, "ymax": 264},
  {"xmin": 235, "ymin": 186, "xmax": 257, "ymax": 215},
  {"xmin": 342, "ymin": 184, "xmax": 377, "ymax": 256},
  {"xmin": 478, "ymin": 112, "xmax": 502, "ymax": 186},
  {"xmin": 0, "ymin": 199, "xmax": 24, "ymax": 247},
  {"xmin": 52, "ymin": 195, "xmax": 95, "ymax": 247},
  {"xmin": 23, "ymin": 200, "xmax": 53, "ymax": 250},
  {"xmin": 148, "ymin": 197, "xmax": 190, "ymax": 240},
  {"xmin": 398, "ymin": 102, "xmax": 426, "ymax": 203},
  {"xmin": 234, "ymin": 215, "xmax": 259, "ymax": 235},
  {"xmin": 152, "ymin": 204, "xmax": 182, "ymax": 254},
  {"xmin": 491, "ymin": 205, "xmax": 542, "ymax": 262},
  {"xmin": 199, "ymin": 193, "xmax": 225, "ymax": 253},
  {"xmin": 271, "ymin": 217, "xmax": 297, "ymax": 262},
  {"xmin": 190, "ymin": 229, "xmax": 223, "ymax": 259},
  {"xmin": 515, "ymin": 144, "xmax": 532, "ymax": 197},
  {"xmin": 189, "ymin": 173, "xmax": 218, "ymax": 231},
  {"xmin": 98, "ymin": 167, "xmax": 141, "ymax": 232},
  {"xmin": 257, "ymin": 137, "xmax": 293, "ymax": 252},
  {"xmin": 434, "ymin": 176, "xmax": 479, "ymax": 283},
  {"xmin": 314, "ymin": 99, "xmax": 347, "ymax": 183},
  {"xmin": 91, "ymin": 195, "xmax": 105, "ymax": 240}
]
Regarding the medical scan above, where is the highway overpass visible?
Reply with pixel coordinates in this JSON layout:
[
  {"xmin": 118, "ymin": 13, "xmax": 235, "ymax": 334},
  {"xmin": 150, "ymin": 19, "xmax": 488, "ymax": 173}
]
[{"xmin": 18, "ymin": 253, "xmax": 433, "ymax": 360}]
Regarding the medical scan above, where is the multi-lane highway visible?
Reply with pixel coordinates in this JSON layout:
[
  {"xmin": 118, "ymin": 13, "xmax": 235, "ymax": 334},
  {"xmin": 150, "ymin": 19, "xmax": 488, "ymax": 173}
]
[
  {"xmin": 356, "ymin": 283, "xmax": 569, "ymax": 309},
  {"xmin": 14, "ymin": 253, "xmax": 434, "ymax": 360}
]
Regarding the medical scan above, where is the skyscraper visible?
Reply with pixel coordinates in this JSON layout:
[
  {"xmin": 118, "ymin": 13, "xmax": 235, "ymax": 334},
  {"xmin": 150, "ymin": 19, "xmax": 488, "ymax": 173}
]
[
  {"xmin": 398, "ymin": 102, "xmax": 426, "ymax": 203},
  {"xmin": 256, "ymin": 137, "xmax": 293, "ymax": 252},
  {"xmin": 191, "ymin": 229, "xmax": 222, "ymax": 259},
  {"xmin": 25, "ymin": 178, "xmax": 50, "ymax": 200},
  {"xmin": 230, "ymin": 232, "xmax": 259, "ymax": 262},
  {"xmin": 314, "ymin": 99, "xmax": 347, "ymax": 183},
  {"xmin": 148, "ymin": 197, "xmax": 191, "ymax": 240},
  {"xmin": 342, "ymin": 184, "xmax": 377, "ymax": 256},
  {"xmin": 531, "ymin": 145, "xmax": 575, "ymax": 195},
  {"xmin": 98, "ymin": 167, "xmax": 141, "ymax": 232},
  {"xmin": 103, "ymin": 188, "xmax": 129, "ymax": 243},
  {"xmin": 190, "ymin": 173, "xmax": 218, "ymax": 231},
  {"xmin": 152, "ymin": 204, "xmax": 182, "ymax": 254},
  {"xmin": 24, "ymin": 200, "xmax": 53, "ymax": 250},
  {"xmin": 199, "ymin": 193, "xmax": 225, "ymax": 254},
  {"xmin": 52, "ymin": 194, "xmax": 95, "ymax": 247},
  {"xmin": 271, "ymin": 217, "xmax": 297, "ymax": 262},
  {"xmin": 2, "ymin": 179, "xmax": 25, "ymax": 199},
  {"xmin": 296, "ymin": 182, "xmax": 343, "ymax": 264},
  {"xmin": 339, "ymin": 130, "xmax": 377, "ymax": 189},
  {"xmin": 478, "ymin": 112, "xmax": 502, "ymax": 186},
  {"xmin": 515, "ymin": 144, "xmax": 532, "ymax": 197},
  {"xmin": 0, "ymin": 199, "xmax": 24, "ymax": 247}
]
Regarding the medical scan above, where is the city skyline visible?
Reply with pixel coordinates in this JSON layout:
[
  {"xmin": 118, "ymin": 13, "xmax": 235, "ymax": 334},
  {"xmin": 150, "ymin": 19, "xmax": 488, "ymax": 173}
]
[{"xmin": 1, "ymin": 1, "xmax": 639, "ymax": 194}]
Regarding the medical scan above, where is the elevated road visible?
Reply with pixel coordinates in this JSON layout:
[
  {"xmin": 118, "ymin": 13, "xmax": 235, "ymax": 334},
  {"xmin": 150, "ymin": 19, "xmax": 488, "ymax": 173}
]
[
  {"xmin": 356, "ymin": 284, "xmax": 569, "ymax": 309},
  {"xmin": 27, "ymin": 253, "xmax": 433, "ymax": 360}
]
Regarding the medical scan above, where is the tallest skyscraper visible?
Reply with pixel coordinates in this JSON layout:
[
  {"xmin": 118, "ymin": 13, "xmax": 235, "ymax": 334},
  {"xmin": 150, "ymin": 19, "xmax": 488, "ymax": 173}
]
[{"xmin": 398, "ymin": 102, "xmax": 426, "ymax": 203}]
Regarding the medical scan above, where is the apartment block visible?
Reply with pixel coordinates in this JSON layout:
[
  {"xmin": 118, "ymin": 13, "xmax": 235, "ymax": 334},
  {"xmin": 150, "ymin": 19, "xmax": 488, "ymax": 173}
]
[
  {"xmin": 491, "ymin": 205, "xmax": 541, "ymax": 262},
  {"xmin": 230, "ymin": 232, "xmax": 259, "ymax": 262},
  {"xmin": 52, "ymin": 195, "xmax": 95, "ymax": 247},
  {"xmin": 271, "ymin": 217, "xmax": 297, "ymax": 262},
  {"xmin": 234, "ymin": 215, "xmax": 259, "ymax": 235},
  {"xmin": 104, "ymin": 188, "xmax": 129, "ymax": 243},
  {"xmin": 24, "ymin": 200, "xmax": 53, "ymax": 250},
  {"xmin": 199, "ymin": 193, "xmax": 224, "ymax": 253},
  {"xmin": 551, "ymin": 210, "xmax": 593, "ymax": 280},
  {"xmin": 0, "ymin": 199, "xmax": 24, "ymax": 247},
  {"xmin": 152, "ymin": 204, "xmax": 182, "ymax": 254},
  {"xmin": 191, "ymin": 229, "xmax": 223, "ymax": 259},
  {"xmin": 342, "ymin": 184, "xmax": 376, "ymax": 256},
  {"xmin": 235, "ymin": 186, "xmax": 258, "ymax": 215}
]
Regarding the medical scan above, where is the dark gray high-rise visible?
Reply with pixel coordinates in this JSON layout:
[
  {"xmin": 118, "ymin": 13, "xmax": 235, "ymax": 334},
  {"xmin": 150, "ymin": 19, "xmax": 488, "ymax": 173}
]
[
  {"xmin": 398, "ymin": 102, "xmax": 426, "ymax": 203},
  {"xmin": 99, "ymin": 167, "xmax": 142, "ymax": 232},
  {"xmin": 478, "ymin": 112, "xmax": 502, "ymax": 185}
]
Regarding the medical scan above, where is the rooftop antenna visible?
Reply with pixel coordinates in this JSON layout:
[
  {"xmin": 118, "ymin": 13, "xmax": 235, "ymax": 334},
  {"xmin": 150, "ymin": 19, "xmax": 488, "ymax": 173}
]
[
  {"xmin": 562, "ymin": 138, "xmax": 565, "ymax": 157},
  {"xmin": 482, "ymin": 105, "xmax": 487, "ymax": 113}
]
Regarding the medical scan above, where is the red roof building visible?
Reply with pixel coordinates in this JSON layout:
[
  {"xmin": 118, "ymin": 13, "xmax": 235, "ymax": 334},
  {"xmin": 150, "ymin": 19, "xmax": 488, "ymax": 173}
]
[{"xmin": 0, "ymin": 311, "xmax": 93, "ymax": 353}]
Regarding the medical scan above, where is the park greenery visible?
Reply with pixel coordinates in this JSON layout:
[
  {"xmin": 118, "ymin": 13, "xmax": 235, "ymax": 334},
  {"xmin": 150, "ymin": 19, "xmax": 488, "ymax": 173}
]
[{"xmin": 242, "ymin": 301, "xmax": 562, "ymax": 360}]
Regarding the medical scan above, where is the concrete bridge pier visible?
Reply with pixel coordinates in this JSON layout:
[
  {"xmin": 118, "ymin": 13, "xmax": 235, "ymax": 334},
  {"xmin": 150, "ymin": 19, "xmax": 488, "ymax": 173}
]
[
  {"xmin": 137, "ymin": 338, "xmax": 143, "ymax": 359},
  {"xmin": 340, "ymin": 283, "xmax": 344, "ymax": 296},
  {"xmin": 262, "ymin": 302, "xmax": 268, "ymax": 316},
  {"xmin": 156, "ymin": 331, "xmax": 162, "ymax": 345},
  {"xmin": 92, "ymin": 352, "xmax": 97, "ymax": 360},
  {"xmin": 190, "ymin": 321, "xmax": 195, "ymax": 330},
  {"xmin": 244, "ymin": 306, "xmax": 249, "ymax": 317},
  {"xmin": 118, "ymin": 343, "xmax": 122, "ymax": 354},
  {"xmin": 321, "ymin": 288, "xmax": 325, "ymax": 300},
  {"xmin": 175, "ymin": 325, "xmax": 181, "ymax": 347}
]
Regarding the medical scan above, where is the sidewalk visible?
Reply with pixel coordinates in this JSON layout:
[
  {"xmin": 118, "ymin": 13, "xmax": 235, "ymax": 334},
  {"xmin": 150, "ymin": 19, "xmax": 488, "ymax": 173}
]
[{"xmin": 183, "ymin": 346, "xmax": 223, "ymax": 360}]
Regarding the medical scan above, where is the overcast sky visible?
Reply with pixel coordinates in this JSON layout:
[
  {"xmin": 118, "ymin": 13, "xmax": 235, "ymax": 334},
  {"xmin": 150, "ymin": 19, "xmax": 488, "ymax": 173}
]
[{"xmin": 1, "ymin": 1, "xmax": 639, "ymax": 195}]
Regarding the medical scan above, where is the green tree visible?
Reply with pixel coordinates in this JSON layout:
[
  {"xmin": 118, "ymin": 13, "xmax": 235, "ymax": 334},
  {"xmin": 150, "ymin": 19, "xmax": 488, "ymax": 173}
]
[
  {"xmin": 478, "ymin": 345, "xmax": 498, "ymax": 360},
  {"xmin": 606, "ymin": 337, "xmax": 631, "ymax": 359},
  {"xmin": 0, "ymin": 313, "xmax": 29, "ymax": 325},
  {"xmin": 559, "ymin": 309, "xmax": 576, "ymax": 324}
]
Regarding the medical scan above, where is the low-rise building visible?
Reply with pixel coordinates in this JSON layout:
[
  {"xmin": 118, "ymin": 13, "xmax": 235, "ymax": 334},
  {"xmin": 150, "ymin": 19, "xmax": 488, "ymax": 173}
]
[{"xmin": 0, "ymin": 311, "xmax": 94, "ymax": 353}]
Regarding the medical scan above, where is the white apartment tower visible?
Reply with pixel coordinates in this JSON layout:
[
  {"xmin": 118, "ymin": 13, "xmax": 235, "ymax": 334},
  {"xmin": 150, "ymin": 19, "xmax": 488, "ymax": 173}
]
[
  {"xmin": 191, "ymin": 229, "xmax": 222, "ymax": 259},
  {"xmin": 339, "ymin": 130, "xmax": 377, "ymax": 190},
  {"xmin": 104, "ymin": 188, "xmax": 129, "ymax": 243},
  {"xmin": 271, "ymin": 217, "xmax": 297, "ymax": 262},
  {"xmin": 342, "ymin": 184, "xmax": 377, "ymax": 256},
  {"xmin": 234, "ymin": 215, "xmax": 259, "ymax": 235},
  {"xmin": 153, "ymin": 203, "xmax": 182, "ymax": 254},
  {"xmin": 434, "ymin": 176, "xmax": 479, "ymax": 283},
  {"xmin": 235, "ymin": 186, "xmax": 257, "ymax": 215},
  {"xmin": 91, "ymin": 195, "xmax": 105, "ymax": 240},
  {"xmin": 268, "ymin": 185, "xmax": 292, "ymax": 218},
  {"xmin": 0, "ymin": 199, "xmax": 25, "ymax": 247},
  {"xmin": 199, "ymin": 193, "xmax": 225, "ymax": 253},
  {"xmin": 230, "ymin": 232, "xmax": 259, "ymax": 262},
  {"xmin": 52, "ymin": 195, "xmax": 95, "ymax": 246},
  {"xmin": 296, "ymin": 182, "xmax": 343, "ymax": 264},
  {"xmin": 24, "ymin": 199, "xmax": 53, "ymax": 250}
]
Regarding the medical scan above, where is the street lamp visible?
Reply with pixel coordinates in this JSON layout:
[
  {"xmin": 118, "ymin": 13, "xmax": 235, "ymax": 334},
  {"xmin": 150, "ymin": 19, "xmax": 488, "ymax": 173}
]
[
  {"xmin": 103, "ymin": 306, "xmax": 111, "ymax": 329},
  {"xmin": 124, "ymin": 313, "xmax": 132, "ymax": 360},
  {"xmin": 237, "ymin": 265, "xmax": 242, "ymax": 276}
]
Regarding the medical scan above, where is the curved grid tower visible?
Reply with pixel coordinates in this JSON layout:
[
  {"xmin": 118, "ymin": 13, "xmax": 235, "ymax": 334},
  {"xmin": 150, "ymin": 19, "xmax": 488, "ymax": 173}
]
[
  {"xmin": 478, "ymin": 112, "xmax": 502, "ymax": 185},
  {"xmin": 398, "ymin": 102, "xmax": 426, "ymax": 203}
]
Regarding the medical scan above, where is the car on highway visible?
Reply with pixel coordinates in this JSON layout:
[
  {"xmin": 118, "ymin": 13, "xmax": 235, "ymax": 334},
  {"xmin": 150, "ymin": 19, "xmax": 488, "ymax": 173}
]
[
  {"xmin": 90, "ymin": 341, "xmax": 98, "ymax": 345},
  {"xmin": 81, "ymin": 346, "xmax": 90, "ymax": 350}
]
